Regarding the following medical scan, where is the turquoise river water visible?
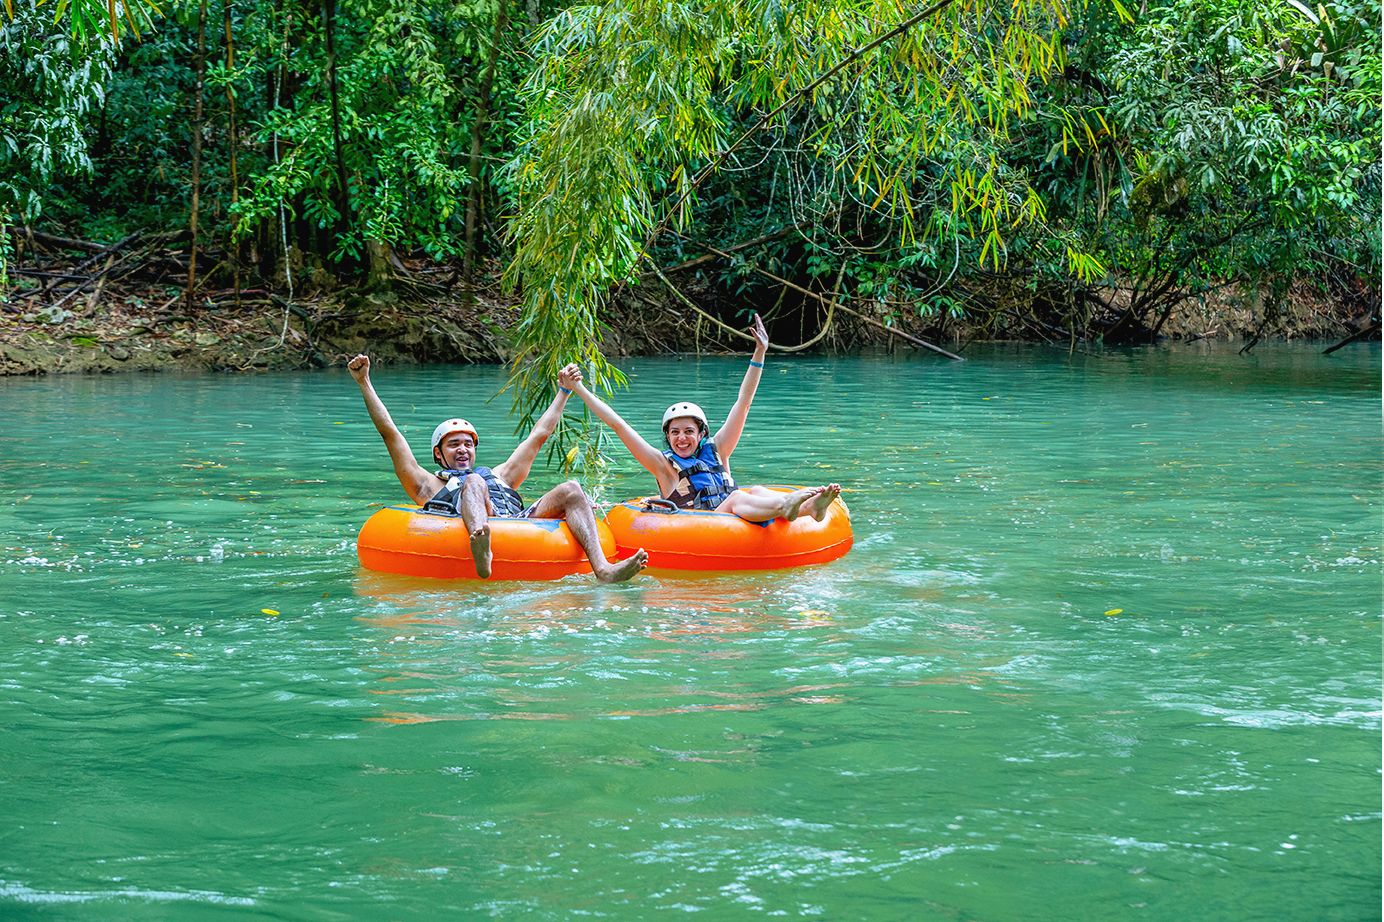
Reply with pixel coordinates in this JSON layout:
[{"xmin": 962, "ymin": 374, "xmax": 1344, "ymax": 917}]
[{"xmin": 1, "ymin": 344, "xmax": 1380, "ymax": 919}]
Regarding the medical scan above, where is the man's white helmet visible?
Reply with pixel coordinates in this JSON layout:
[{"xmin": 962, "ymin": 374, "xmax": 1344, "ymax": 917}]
[
  {"xmin": 431, "ymin": 418, "xmax": 479, "ymax": 450},
  {"xmin": 662, "ymin": 402, "xmax": 708, "ymax": 432}
]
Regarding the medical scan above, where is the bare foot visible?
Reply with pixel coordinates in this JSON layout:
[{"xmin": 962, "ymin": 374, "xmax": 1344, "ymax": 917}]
[
  {"xmin": 782, "ymin": 486, "xmax": 824, "ymax": 522},
  {"xmin": 808, "ymin": 484, "xmax": 841, "ymax": 521},
  {"xmin": 469, "ymin": 522, "xmax": 492, "ymax": 579},
  {"xmin": 596, "ymin": 548, "xmax": 648, "ymax": 583}
]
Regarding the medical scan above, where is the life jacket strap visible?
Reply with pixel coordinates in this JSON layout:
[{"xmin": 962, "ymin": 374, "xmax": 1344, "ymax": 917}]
[{"xmin": 428, "ymin": 467, "xmax": 527, "ymax": 518}]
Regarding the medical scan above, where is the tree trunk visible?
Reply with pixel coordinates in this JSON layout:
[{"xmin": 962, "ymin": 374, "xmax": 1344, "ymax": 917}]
[
  {"xmin": 224, "ymin": 0, "xmax": 241, "ymax": 301},
  {"xmin": 366, "ymin": 240, "xmax": 393, "ymax": 288},
  {"xmin": 463, "ymin": 0, "xmax": 510, "ymax": 296},
  {"xmin": 322, "ymin": 0, "xmax": 352, "ymax": 254},
  {"xmin": 186, "ymin": 0, "xmax": 209, "ymax": 307}
]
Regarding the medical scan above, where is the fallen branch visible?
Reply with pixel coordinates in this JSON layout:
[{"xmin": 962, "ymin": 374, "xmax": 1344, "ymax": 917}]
[
  {"xmin": 48, "ymin": 238, "xmax": 153, "ymax": 311},
  {"xmin": 9, "ymin": 269, "xmax": 91, "ymax": 281},
  {"xmin": 85, "ymin": 255, "xmax": 116, "ymax": 313},
  {"xmin": 649, "ymin": 263, "xmax": 801, "ymax": 351},
  {"xmin": 1323, "ymin": 321, "xmax": 1380, "ymax": 355},
  {"xmin": 835, "ymin": 301, "xmax": 964, "ymax": 360},
  {"xmin": 1239, "ymin": 313, "xmax": 1274, "ymax": 355},
  {"xmin": 773, "ymin": 263, "xmax": 843, "ymax": 354},
  {"xmin": 67, "ymin": 233, "xmax": 143, "ymax": 278},
  {"xmin": 677, "ymin": 238, "xmax": 964, "ymax": 360},
  {"xmin": 654, "ymin": 221, "xmax": 813, "ymax": 275},
  {"xmin": 25, "ymin": 230, "xmax": 110, "ymax": 253},
  {"xmin": 30, "ymin": 232, "xmax": 142, "ymax": 299}
]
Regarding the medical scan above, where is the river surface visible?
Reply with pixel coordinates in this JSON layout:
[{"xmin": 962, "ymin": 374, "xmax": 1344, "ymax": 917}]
[{"xmin": 2, "ymin": 344, "xmax": 1379, "ymax": 919}]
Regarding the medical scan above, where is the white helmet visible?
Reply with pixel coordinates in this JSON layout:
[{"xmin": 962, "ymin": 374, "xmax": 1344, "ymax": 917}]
[
  {"xmin": 662, "ymin": 402, "xmax": 708, "ymax": 432},
  {"xmin": 431, "ymin": 418, "xmax": 479, "ymax": 450}
]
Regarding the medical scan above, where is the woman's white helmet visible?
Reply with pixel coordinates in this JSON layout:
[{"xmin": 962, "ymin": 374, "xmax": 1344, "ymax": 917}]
[
  {"xmin": 431, "ymin": 418, "xmax": 479, "ymax": 450},
  {"xmin": 662, "ymin": 402, "xmax": 708, "ymax": 433}
]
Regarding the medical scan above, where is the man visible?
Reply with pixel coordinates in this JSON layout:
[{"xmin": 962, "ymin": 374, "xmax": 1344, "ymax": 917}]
[{"xmin": 347, "ymin": 354, "xmax": 646, "ymax": 582}]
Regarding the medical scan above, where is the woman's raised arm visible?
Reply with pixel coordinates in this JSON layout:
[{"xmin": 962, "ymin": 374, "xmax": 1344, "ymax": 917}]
[
  {"xmin": 566, "ymin": 365, "xmax": 673, "ymax": 488},
  {"xmin": 711, "ymin": 313, "xmax": 769, "ymax": 459}
]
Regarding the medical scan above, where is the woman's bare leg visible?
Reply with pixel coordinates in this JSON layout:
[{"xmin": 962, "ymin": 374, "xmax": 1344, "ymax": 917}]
[
  {"xmin": 716, "ymin": 485, "xmax": 823, "ymax": 523},
  {"xmin": 807, "ymin": 483, "xmax": 841, "ymax": 521}
]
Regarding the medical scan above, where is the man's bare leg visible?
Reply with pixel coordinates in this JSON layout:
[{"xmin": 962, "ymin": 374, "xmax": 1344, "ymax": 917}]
[
  {"xmin": 459, "ymin": 474, "xmax": 494, "ymax": 579},
  {"xmin": 532, "ymin": 481, "xmax": 646, "ymax": 582}
]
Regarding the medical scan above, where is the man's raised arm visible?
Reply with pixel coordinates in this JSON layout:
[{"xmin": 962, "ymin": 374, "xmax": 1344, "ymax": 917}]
[{"xmin": 348, "ymin": 354, "xmax": 435, "ymax": 503}]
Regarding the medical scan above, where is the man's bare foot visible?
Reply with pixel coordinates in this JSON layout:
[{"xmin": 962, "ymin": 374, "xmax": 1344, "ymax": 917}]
[
  {"xmin": 596, "ymin": 548, "xmax": 648, "ymax": 583},
  {"xmin": 782, "ymin": 486, "xmax": 824, "ymax": 522},
  {"xmin": 469, "ymin": 523, "xmax": 493, "ymax": 579},
  {"xmin": 808, "ymin": 483, "xmax": 841, "ymax": 521}
]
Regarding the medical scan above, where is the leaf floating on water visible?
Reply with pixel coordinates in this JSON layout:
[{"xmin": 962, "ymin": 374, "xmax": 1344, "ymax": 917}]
[
  {"xmin": 261, "ymin": 608, "xmax": 280, "ymax": 616},
  {"xmin": 1104, "ymin": 609, "xmax": 1123, "ymax": 617}
]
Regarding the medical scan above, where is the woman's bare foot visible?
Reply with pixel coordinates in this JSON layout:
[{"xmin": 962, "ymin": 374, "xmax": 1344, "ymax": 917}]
[
  {"xmin": 596, "ymin": 548, "xmax": 648, "ymax": 583},
  {"xmin": 782, "ymin": 486, "xmax": 825, "ymax": 522},
  {"xmin": 469, "ymin": 523, "xmax": 493, "ymax": 579},
  {"xmin": 808, "ymin": 484, "xmax": 841, "ymax": 521}
]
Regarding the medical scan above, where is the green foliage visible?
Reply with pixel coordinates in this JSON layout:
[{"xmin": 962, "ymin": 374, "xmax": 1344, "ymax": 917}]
[
  {"xmin": 27, "ymin": 0, "xmax": 539, "ymax": 281},
  {"xmin": 0, "ymin": 8, "xmax": 114, "ymax": 215},
  {"xmin": 645, "ymin": 0, "xmax": 1379, "ymax": 343},
  {"xmin": 0, "ymin": 3, "xmax": 119, "ymax": 284},
  {"xmin": 1027, "ymin": 0, "xmax": 1380, "ymax": 335},
  {"xmin": 506, "ymin": 0, "xmax": 1075, "ymax": 424},
  {"xmin": 5, "ymin": 0, "xmax": 1377, "ymax": 359},
  {"xmin": 1, "ymin": 0, "xmax": 159, "ymax": 44},
  {"xmin": 231, "ymin": 0, "xmax": 489, "ymax": 262}
]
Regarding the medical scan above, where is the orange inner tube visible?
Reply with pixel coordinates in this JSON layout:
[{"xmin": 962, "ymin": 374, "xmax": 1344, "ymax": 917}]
[
  {"xmin": 604, "ymin": 488, "xmax": 852, "ymax": 571},
  {"xmin": 357, "ymin": 505, "xmax": 615, "ymax": 581}
]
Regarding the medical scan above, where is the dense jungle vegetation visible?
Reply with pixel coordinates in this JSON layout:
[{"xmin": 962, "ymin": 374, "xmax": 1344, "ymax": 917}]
[{"xmin": 1, "ymin": 0, "xmax": 1379, "ymax": 412}]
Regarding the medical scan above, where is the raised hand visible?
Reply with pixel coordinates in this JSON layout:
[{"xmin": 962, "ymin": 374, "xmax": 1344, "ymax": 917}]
[
  {"xmin": 558, "ymin": 363, "xmax": 583, "ymax": 391},
  {"xmin": 347, "ymin": 354, "xmax": 371, "ymax": 383},
  {"xmin": 750, "ymin": 313, "xmax": 769, "ymax": 352}
]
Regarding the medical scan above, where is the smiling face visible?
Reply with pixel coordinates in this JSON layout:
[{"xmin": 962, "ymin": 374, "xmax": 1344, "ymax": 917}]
[
  {"xmin": 664, "ymin": 417, "xmax": 704, "ymax": 459},
  {"xmin": 434, "ymin": 431, "xmax": 478, "ymax": 470}
]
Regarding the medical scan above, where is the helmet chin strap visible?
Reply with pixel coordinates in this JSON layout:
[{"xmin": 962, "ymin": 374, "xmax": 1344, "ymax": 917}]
[{"xmin": 436, "ymin": 445, "xmax": 475, "ymax": 471}]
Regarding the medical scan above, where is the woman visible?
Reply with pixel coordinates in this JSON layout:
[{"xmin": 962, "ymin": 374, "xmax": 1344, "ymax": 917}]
[{"xmin": 565, "ymin": 314, "xmax": 841, "ymax": 523}]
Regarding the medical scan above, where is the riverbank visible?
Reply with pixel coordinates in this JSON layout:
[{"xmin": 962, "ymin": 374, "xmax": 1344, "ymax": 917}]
[{"xmin": 1, "ymin": 273, "xmax": 1376, "ymax": 376}]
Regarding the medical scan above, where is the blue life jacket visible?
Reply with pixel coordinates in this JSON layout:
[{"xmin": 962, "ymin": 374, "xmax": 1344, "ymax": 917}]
[
  {"xmin": 662, "ymin": 439, "xmax": 736, "ymax": 511},
  {"xmin": 426, "ymin": 467, "xmax": 527, "ymax": 518}
]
